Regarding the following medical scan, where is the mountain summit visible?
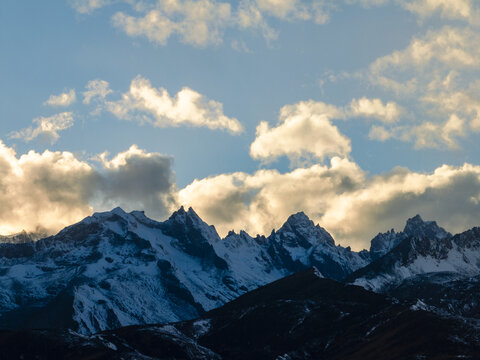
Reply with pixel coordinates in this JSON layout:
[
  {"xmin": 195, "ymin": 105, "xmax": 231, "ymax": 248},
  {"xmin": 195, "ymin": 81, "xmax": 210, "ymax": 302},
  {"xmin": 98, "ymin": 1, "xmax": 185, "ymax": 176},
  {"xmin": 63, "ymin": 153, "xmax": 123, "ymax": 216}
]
[
  {"xmin": 369, "ymin": 214, "xmax": 451, "ymax": 260},
  {"xmin": 404, "ymin": 214, "xmax": 451, "ymax": 240}
]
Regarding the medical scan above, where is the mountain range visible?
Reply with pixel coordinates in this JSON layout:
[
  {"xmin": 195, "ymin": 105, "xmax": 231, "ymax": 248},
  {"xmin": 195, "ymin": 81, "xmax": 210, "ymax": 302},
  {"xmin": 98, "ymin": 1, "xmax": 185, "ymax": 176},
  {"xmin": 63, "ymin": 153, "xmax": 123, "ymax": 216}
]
[
  {"xmin": 0, "ymin": 206, "xmax": 371, "ymax": 334},
  {"xmin": 1, "ymin": 206, "xmax": 480, "ymax": 358}
]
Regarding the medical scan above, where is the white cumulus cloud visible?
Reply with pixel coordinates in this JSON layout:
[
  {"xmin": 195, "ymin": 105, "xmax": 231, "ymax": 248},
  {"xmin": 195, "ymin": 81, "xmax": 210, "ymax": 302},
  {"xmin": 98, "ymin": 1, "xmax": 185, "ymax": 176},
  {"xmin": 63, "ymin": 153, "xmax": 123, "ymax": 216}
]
[
  {"xmin": 101, "ymin": 75, "xmax": 243, "ymax": 134},
  {"xmin": 349, "ymin": 97, "xmax": 402, "ymax": 123},
  {"xmin": 249, "ymin": 100, "xmax": 350, "ymax": 163}
]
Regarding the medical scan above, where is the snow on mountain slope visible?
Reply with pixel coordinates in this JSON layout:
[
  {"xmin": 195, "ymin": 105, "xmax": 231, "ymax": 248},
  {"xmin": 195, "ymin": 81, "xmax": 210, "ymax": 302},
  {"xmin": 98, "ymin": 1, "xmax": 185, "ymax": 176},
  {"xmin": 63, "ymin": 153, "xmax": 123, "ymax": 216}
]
[
  {"xmin": 349, "ymin": 216, "xmax": 479, "ymax": 292},
  {"xmin": 214, "ymin": 212, "xmax": 370, "ymax": 282},
  {"xmin": 0, "ymin": 207, "xmax": 368, "ymax": 334},
  {"xmin": 272, "ymin": 212, "xmax": 370, "ymax": 279},
  {"xmin": 0, "ymin": 207, "xmax": 242, "ymax": 334},
  {"xmin": 389, "ymin": 271, "xmax": 480, "ymax": 319},
  {"xmin": 369, "ymin": 215, "xmax": 452, "ymax": 261},
  {"xmin": 369, "ymin": 230, "xmax": 407, "ymax": 261}
]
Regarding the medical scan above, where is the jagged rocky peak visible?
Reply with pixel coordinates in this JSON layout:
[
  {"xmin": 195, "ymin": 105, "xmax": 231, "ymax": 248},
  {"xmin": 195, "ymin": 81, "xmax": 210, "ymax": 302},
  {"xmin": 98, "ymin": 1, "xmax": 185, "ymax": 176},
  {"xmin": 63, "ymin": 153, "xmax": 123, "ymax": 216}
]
[
  {"xmin": 91, "ymin": 206, "xmax": 127, "ymax": 219},
  {"xmin": 168, "ymin": 205, "xmax": 199, "ymax": 221},
  {"xmin": 224, "ymin": 229, "xmax": 252, "ymax": 241},
  {"xmin": 453, "ymin": 227, "xmax": 480, "ymax": 249},
  {"xmin": 369, "ymin": 229, "xmax": 406, "ymax": 261},
  {"xmin": 221, "ymin": 229, "xmax": 256, "ymax": 249},
  {"xmin": 283, "ymin": 211, "xmax": 312, "ymax": 228},
  {"xmin": 111, "ymin": 206, "xmax": 127, "ymax": 215},
  {"xmin": 162, "ymin": 206, "xmax": 226, "ymax": 268},
  {"xmin": 368, "ymin": 215, "xmax": 452, "ymax": 261},
  {"xmin": 403, "ymin": 214, "xmax": 451, "ymax": 240},
  {"xmin": 277, "ymin": 211, "xmax": 335, "ymax": 247},
  {"xmin": 168, "ymin": 205, "xmax": 187, "ymax": 220},
  {"xmin": 165, "ymin": 206, "xmax": 218, "ymax": 235}
]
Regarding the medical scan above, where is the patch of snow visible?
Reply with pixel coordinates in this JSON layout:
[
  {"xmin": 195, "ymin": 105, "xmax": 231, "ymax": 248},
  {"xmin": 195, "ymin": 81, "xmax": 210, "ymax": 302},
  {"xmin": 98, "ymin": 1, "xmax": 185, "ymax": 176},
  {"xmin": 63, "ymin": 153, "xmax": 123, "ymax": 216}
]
[
  {"xmin": 313, "ymin": 267, "xmax": 324, "ymax": 278},
  {"xmin": 410, "ymin": 299, "xmax": 429, "ymax": 311},
  {"xmin": 192, "ymin": 319, "xmax": 211, "ymax": 338}
]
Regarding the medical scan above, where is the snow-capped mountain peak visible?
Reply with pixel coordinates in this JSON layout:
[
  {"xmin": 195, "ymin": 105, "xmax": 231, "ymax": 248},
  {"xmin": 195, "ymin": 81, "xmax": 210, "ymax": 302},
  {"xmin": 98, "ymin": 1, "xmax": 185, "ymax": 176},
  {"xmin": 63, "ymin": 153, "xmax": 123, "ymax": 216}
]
[
  {"xmin": 283, "ymin": 211, "xmax": 312, "ymax": 228},
  {"xmin": 351, "ymin": 216, "xmax": 479, "ymax": 293},
  {"xmin": 167, "ymin": 206, "xmax": 205, "ymax": 225},
  {"xmin": 403, "ymin": 214, "xmax": 451, "ymax": 240},
  {"xmin": 368, "ymin": 215, "xmax": 452, "ymax": 261},
  {"xmin": 276, "ymin": 212, "xmax": 335, "ymax": 248},
  {"xmin": 164, "ymin": 206, "xmax": 220, "ymax": 242}
]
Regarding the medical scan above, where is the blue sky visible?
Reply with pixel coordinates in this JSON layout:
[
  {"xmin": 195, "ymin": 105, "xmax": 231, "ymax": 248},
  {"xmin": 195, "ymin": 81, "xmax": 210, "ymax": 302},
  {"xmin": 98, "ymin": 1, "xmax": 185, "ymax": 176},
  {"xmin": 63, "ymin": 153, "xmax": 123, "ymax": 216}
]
[{"xmin": 1, "ymin": 0, "xmax": 480, "ymax": 249}]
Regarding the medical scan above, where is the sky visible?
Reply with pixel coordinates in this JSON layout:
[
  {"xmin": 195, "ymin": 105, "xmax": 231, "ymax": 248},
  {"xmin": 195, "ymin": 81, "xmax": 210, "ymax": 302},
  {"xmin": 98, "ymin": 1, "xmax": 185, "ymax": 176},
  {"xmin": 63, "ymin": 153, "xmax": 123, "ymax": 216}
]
[{"xmin": 1, "ymin": 0, "xmax": 480, "ymax": 250}]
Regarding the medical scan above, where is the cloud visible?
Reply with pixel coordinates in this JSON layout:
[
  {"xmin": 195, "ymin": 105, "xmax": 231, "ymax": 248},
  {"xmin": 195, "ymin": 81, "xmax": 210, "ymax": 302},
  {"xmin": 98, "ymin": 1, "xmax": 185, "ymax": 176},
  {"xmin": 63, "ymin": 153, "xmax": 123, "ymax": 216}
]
[
  {"xmin": 10, "ymin": 112, "xmax": 74, "ymax": 144},
  {"xmin": 363, "ymin": 25, "xmax": 480, "ymax": 148},
  {"xmin": 69, "ymin": 0, "xmax": 112, "ymax": 14},
  {"xmin": 179, "ymin": 158, "xmax": 480, "ymax": 250},
  {"xmin": 101, "ymin": 75, "xmax": 243, "ymax": 134},
  {"xmin": 248, "ymin": 97, "xmax": 404, "ymax": 163},
  {"xmin": 410, "ymin": 114, "xmax": 466, "ymax": 149},
  {"xmin": 112, "ymin": 0, "xmax": 232, "ymax": 47},
  {"xmin": 0, "ymin": 142, "xmax": 177, "ymax": 235},
  {"xmin": 71, "ymin": 0, "xmax": 480, "ymax": 48},
  {"xmin": 349, "ymin": 97, "xmax": 402, "ymax": 123},
  {"xmin": 249, "ymin": 100, "xmax": 350, "ymax": 163},
  {"xmin": 253, "ymin": 0, "xmax": 332, "ymax": 24},
  {"xmin": 231, "ymin": 39, "xmax": 252, "ymax": 53},
  {"xmin": 421, "ymin": 86, "xmax": 480, "ymax": 132},
  {"xmin": 83, "ymin": 79, "xmax": 112, "ymax": 105},
  {"xmin": 44, "ymin": 89, "xmax": 76, "ymax": 107},
  {"xmin": 95, "ymin": 145, "xmax": 178, "ymax": 219},
  {"xmin": 403, "ymin": 0, "xmax": 477, "ymax": 22},
  {"xmin": 319, "ymin": 163, "xmax": 480, "ymax": 249},
  {"xmin": 368, "ymin": 125, "xmax": 392, "ymax": 141},
  {"xmin": 77, "ymin": 0, "xmax": 333, "ymax": 47},
  {"xmin": 3, "ymin": 137, "xmax": 479, "ymax": 251},
  {"xmin": 178, "ymin": 157, "xmax": 366, "ymax": 239},
  {"xmin": 369, "ymin": 114, "xmax": 466, "ymax": 149},
  {"xmin": 369, "ymin": 26, "xmax": 480, "ymax": 95},
  {"xmin": 349, "ymin": 0, "xmax": 479, "ymax": 23}
]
